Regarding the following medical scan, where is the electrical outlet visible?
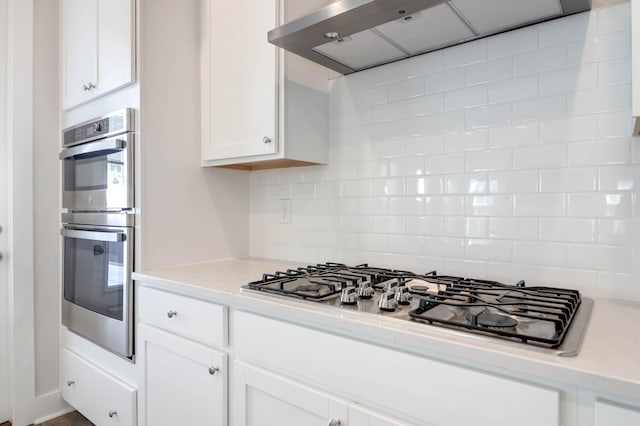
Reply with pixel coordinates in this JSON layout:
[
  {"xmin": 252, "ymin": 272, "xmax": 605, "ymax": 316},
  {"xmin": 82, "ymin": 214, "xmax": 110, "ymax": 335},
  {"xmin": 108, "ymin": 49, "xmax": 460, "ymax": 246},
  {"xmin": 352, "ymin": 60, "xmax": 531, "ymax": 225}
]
[{"xmin": 279, "ymin": 199, "xmax": 291, "ymax": 224}]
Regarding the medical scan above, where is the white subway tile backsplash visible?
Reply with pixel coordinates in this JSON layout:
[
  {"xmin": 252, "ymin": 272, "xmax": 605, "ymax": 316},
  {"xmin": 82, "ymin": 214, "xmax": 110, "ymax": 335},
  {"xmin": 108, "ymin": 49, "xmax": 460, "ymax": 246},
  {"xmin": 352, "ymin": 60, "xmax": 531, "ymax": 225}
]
[
  {"xmin": 513, "ymin": 145, "xmax": 567, "ymax": 169},
  {"xmin": 422, "ymin": 110, "xmax": 466, "ymax": 133},
  {"xmin": 489, "ymin": 217, "xmax": 538, "ymax": 240},
  {"xmin": 489, "ymin": 123, "xmax": 539, "ymax": 148},
  {"xmin": 465, "ymin": 238, "xmax": 512, "ymax": 261},
  {"xmin": 513, "ymin": 241, "xmax": 567, "ymax": 267},
  {"xmin": 251, "ymin": 6, "xmax": 638, "ymax": 302},
  {"xmin": 445, "ymin": 173, "xmax": 488, "ymax": 194},
  {"xmin": 466, "ymin": 58, "xmax": 513, "ymax": 86},
  {"xmin": 539, "ymin": 116, "xmax": 598, "ymax": 143},
  {"xmin": 406, "ymin": 176, "xmax": 444, "ymax": 195},
  {"xmin": 443, "ymin": 217, "xmax": 488, "ymax": 238},
  {"xmin": 539, "ymin": 167, "xmax": 598, "ymax": 192},
  {"xmin": 597, "ymin": 57, "xmax": 632, "ymax": 86},
  {"xmin": 567, "ymin": 84, "xmax": 631, "ymax": 116},
  {"xmin": 445, "ymin": 85, "xmax": 488, "ymax": 111},
  {"xmin": 425, "ymin": 67, "xmax": 466, "ymax": 94},
  {"xmin": 465, "ymin": 103, "xmax": 512, "ymax": 129},
  {"xmin": 466, "ymin": 195, "xmax": 513, "ymax": 216},
  {"xmin": 489, "ymin": 170, "xmax": 538, "ymax": 193},
  {"xmin": 568, "ymin": 193, "xmax": 632, "ymax": 218},
  {"xmin": 514, "ymin": 194, "xmax": 567, "ymax": 217},
  {"xmin": 466, "ymin": 149, "xmax": 513, "ymax": 172},
  {"xmin": 406, "ymin": 216, "xmax": 444, "ymax": 236},
  {"xmin": 567, "ymin": 138, "xmax": 630, "ymax": 166},
  {"xmin": 423, "ymin": 153, "xmax": 464, "ymax": 175},
  {"xmin": 373, "ymin": 101, "xmax": 406, "ymax": 123},
  {"xmin": 488, "ymin": 27, "xmax": 538, "ymax": 59},
  {"xmin": 538, "ymin": 64, "xmax": 597, "ymax": 96},
  {"xmin": 539, "ymin": 218, "xmax": 597, "ymax": 243},
  {"xmin": 599, "ymin": 165, "xmax": 639, "ymax": 191},
  {"xmin": 513, "ymin": 95, "xmax": 567, "ymax": 122},
  {"xmin": 513, "ymin": 46, "xmax": 568, "ymax": 77},
  {"xmin": 406, "ymin": 94, "xmax": 444, "ymax": 117},
  {"xmin": 598, "ymin": 218, "xmax": 640, "ymax": 246},
  {"xmin": 488, "ymin": 76, "xmax": 538, "ymax": 104},
  {"xmin": 405, "ymin": 133, "xmax": 444, "ymax": 156},
  {"xmin": 444, "ymin": 38, "xmax": 488, "ymax": 69},
  {"xmin": 389, "ymin": 77, "xmax": 425, "ymax": 101},
  {"xmin": 538, "ymin": 11, "xmax": 597, "ymax": 48},
  {"xmin": 444, "ymin": 129, "xmax": 489, "ymax": 153},
  {"xmin": 426, "ymin": 195, "xmax": 465, "ymax": 216}
]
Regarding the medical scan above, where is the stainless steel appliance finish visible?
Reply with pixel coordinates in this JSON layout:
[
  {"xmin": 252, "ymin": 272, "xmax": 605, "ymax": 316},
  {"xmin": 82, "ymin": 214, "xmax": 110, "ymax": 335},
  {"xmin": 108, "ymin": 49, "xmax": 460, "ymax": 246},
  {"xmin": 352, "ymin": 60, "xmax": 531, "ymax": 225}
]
[
  {"xmin": 61, "ymin": 220, "xmax": 134, "ymax": 358},
  {"xmin": 242, "ymin": 263, "xmax": 593, "ymax": 357},
  {"xmin": 268, "ymin": 0, "xmax": 592, "ymax": 74},
  {"xmin": 60, "ymin": 109, "xmax": 137, "ymax": 360},
  {"xmin": 60, "ymin": 109, "xmax": 135, "ymax": 212}
]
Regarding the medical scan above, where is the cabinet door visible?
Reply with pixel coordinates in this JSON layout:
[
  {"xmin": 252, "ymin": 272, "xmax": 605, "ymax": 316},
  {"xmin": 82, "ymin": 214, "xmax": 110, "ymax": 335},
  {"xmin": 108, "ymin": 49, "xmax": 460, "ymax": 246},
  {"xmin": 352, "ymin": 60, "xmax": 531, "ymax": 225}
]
[
  {"xmin": 595, "ymin": 399, "xmax": 640, "ymax": 425},
  {"xmin": 202, "ymin": 0, "xmax": 278, "ymax": 161},
  {"xmin": 138, "ymin": 324, "xmax": 227, "ymax": 426},
  {"xmin": 349, "ymin": 404, "xmax": 415, "ymax": 426},
  {"xmin": 97, "ymin": 0, "xmax": 135, "ymax": 95},
  {"xmin": 235, "ymin": 361, "xmax": 348, "ymax": 426},
  {"xmin": 60, "ymin": 0, "xmax": 98, "ymax": 108}
]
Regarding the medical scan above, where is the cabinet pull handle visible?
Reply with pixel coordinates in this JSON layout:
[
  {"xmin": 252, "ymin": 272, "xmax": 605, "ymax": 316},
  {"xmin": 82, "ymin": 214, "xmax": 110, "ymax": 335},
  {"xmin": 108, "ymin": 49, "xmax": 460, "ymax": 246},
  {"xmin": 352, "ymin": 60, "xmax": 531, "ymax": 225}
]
[
  {"xmin": 108, "ymin": 411, "xmax": 117, "ymax": 418},
  {"xmin": 262, "ymin": 136, "xmax": 272, "ymax": 144},
  {"xmin": 208, "ymin": 366, "xmax": 219, "ymax": 375},
  {"xmin": 328, "ymin": 419, "xmax": 341, "ymax": 426},
  {"xmin": 167, "ymin": 310, "xmax": 177, "ymax": 318},
  {"xmin": 66, "ymin": 380, "xmax": 75, "ymax": 387},
  {"xmin": 82, "ymin": 82, "xmax": 96, "ymax": 91}
]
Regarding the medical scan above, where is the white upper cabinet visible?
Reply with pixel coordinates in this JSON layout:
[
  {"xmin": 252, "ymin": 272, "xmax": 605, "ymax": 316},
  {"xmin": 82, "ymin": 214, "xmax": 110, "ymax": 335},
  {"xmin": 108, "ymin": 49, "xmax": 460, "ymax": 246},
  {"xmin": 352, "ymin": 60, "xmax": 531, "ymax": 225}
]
[
  {"xmin": 201, "ymin": 0, "xmax": 330, "ymax": 170},
  {"xmin": 60, "ymin": 0, "xmax": 135, "ymax": 110}
]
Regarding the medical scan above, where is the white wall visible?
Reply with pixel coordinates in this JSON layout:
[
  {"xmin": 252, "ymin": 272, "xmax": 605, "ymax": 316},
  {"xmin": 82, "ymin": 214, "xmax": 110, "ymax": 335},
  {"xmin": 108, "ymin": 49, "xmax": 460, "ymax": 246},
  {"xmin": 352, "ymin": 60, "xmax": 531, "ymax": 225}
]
[
  {"xmin": 33, "ymin": 0, "xmax": 66, "ymax": 417},
  {"xmin": 250, "ymin": 3, "xmax": 640, "ymax": 302},
  {"xmin": 138, "ymin": 0, "xmax": 249, "ymax": 271}
]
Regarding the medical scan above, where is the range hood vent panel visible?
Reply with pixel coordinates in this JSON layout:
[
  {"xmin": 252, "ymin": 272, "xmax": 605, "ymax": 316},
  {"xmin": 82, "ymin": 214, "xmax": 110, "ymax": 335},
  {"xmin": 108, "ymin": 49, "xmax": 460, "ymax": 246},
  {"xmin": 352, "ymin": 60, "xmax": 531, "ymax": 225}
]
[{"xmin": 268, "ymin": 0, "xmax": 592, "ymax": 74}]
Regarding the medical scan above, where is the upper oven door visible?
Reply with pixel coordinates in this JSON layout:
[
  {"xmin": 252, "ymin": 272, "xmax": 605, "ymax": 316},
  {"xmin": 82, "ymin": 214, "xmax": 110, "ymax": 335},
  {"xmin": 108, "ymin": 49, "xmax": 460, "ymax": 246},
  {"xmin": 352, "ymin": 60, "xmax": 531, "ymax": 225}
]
[{"xmin": 60, "ymin": 134, "xmax": 134, "ymax": 211}]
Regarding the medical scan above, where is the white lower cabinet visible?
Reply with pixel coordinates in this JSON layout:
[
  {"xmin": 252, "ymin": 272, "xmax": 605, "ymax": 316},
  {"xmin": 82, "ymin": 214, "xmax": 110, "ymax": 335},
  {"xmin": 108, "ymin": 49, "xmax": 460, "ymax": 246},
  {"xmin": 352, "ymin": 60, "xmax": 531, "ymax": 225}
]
[
  {"xmin": 235, "ymin": 361, "xmax": 408, "ymax": 426},
  {"xmin": 62, "ymin": 349, "xmax": 137, "ymax": 426},
  {"xmin": 233, "ymin": 311, "xmax": 560, "ymax": 426},
  {"xmin": 137, "ymin": 324, "xmax": 227, "ymax": 426},
  {"xmin": 594, "ymin": 399, "xmax": 640, "ymax": 425}
]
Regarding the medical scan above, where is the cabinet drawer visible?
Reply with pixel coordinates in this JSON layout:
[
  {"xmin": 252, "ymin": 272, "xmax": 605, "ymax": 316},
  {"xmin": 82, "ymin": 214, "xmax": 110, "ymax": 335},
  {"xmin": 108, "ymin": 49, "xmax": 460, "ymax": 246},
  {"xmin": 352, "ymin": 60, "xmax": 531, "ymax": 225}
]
[
  {"xmin": 138, "ymin": 286, "xmax": 227, "ymax": 347},
  {"xmin": 62, "ymin": 349, "xmax": 136, "ymax": 426}
]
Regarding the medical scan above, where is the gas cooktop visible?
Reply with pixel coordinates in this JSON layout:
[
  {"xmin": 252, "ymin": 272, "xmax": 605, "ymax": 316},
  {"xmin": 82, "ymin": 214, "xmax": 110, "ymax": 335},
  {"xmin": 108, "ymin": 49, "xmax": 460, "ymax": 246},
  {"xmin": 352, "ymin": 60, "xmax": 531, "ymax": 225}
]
[{"xmin": 242, "ymin": 263, "xmax": 593, "ymax": 356}]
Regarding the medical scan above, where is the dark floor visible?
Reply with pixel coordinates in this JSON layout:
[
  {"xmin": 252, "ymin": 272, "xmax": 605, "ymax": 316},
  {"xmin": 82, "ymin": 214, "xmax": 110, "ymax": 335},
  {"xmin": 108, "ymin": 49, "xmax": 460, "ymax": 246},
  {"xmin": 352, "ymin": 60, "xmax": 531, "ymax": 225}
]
[{"xmin": 35, "ymin": 411, "xmax": 93, "ymax": 426}]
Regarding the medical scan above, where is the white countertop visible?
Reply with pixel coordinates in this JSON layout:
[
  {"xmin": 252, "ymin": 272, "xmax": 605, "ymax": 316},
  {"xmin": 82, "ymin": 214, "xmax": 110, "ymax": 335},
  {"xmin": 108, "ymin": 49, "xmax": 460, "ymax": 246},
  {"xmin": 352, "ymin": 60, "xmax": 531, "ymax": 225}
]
[{"xmin": 133, "ymin": 257, "xmax": 640, "ymax": 401}]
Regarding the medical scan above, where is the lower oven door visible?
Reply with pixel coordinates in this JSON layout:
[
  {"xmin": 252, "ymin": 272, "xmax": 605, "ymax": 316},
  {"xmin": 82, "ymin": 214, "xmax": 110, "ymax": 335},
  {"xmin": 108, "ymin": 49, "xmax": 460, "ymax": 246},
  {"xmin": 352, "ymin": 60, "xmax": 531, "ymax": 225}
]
[{"xmin": 61, "ymin": 223, "xmax": 133, "ymax": 359}]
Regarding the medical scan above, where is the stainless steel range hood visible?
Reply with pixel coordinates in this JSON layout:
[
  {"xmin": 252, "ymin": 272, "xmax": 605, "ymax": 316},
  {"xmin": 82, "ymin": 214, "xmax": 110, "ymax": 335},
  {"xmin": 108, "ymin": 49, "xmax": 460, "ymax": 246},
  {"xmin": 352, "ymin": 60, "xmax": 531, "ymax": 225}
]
[{"xmin": 268, "ymin": 0, "xmax": 593, "ymax": 74}]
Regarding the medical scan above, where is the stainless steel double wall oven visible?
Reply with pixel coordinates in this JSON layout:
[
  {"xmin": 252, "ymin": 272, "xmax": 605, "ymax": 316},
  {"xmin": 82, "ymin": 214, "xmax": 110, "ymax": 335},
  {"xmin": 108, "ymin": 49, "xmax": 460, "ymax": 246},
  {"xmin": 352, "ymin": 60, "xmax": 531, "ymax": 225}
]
[{"xmin": 60, "ymin": 109, "xmax": 136, "ymax": 359}]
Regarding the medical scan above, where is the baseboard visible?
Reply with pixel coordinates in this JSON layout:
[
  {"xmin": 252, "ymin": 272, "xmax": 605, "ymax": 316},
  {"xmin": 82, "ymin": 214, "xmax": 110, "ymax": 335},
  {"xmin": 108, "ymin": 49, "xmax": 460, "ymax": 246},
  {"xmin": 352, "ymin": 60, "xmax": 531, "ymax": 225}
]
[{"xmin": 33, "ymin": 390, "xmax": 73, "ymax": 424}]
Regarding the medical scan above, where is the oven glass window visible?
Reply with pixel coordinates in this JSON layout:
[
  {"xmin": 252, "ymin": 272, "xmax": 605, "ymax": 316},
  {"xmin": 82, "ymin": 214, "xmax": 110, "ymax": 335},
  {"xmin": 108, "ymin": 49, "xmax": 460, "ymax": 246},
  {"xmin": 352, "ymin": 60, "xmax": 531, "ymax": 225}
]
[
  {"xmin": 63, "ymin": 234, "xmax": 125, "ymax": 321},
  {"xmin": 64, "ymin": 150, "xmax": 125, "ymax": 192}
]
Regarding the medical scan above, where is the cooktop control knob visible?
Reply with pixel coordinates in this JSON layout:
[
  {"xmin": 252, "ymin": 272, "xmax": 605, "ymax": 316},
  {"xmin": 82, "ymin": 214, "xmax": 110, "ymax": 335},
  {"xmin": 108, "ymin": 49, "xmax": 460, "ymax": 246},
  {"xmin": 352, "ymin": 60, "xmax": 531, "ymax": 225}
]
[
  {"xmin": 378, "ymin": 291, "xmax": 397, "ymax": 312},
  {"xmin": 385, "ymin": 280, "xmax": 399, "ymax": 293},
  {"xmin": 395, "ymin": 286, "xmax": 413, "ymax": 305},
  {"xmin": 341, "ymin": 286, "xmax": 358, "ymax": 305},
  {"xmin": 358, "ymin": 283, "xmax": 375, "ymax": 299}
]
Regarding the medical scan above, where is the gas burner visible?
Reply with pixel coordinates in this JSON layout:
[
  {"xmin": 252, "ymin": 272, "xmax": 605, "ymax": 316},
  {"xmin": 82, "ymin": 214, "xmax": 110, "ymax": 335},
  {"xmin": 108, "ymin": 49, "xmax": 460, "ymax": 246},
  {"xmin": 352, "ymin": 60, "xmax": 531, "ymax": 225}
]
[{"xmin": 242, "ymin": 262, "xmax": 592, "ymax": 353}]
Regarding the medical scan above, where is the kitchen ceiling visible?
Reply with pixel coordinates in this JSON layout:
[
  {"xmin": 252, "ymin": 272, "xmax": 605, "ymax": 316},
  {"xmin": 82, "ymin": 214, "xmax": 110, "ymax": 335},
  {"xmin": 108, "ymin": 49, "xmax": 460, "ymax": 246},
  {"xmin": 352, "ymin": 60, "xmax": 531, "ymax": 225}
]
[{"xmin": 268, "ymin": 0, "xmax": 598, "ymax": 74}]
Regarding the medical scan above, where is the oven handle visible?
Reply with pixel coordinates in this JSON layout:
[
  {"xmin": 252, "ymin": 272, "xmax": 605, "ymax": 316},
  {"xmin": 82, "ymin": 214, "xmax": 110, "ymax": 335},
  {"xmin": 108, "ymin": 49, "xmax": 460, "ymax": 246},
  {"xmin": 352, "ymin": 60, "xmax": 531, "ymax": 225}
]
[
  {"xmin": 61, "ymin": 228, "xmax": 127, "ymax": 242},
  {"xmin": 59, "ymin": 138, "xmax": 126, "ymax": 160}
]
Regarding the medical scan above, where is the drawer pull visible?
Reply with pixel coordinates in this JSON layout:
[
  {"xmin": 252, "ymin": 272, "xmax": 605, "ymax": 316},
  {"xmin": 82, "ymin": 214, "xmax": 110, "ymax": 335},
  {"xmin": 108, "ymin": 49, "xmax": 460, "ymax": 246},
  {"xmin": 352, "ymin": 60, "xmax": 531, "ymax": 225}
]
[
  {"xmin": 208, "ymin": 366, "xmax": 219, "ymax": 375},
  {"xmin": 109, "ymin": 411, "xmax": 117, "ymax": 418},
  {"xmin": 66, "ymin": 380, "xmax": 75, "ymax": 387},
  {"xmin": 167, "ymin": 310, "xmax": 177, "ymax": 318},
  {"xmin": 328, "ymin": 419, "xmax": 341, "ymax": 426}
]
